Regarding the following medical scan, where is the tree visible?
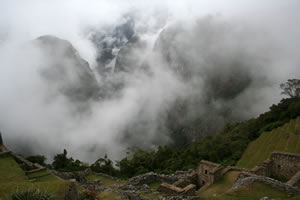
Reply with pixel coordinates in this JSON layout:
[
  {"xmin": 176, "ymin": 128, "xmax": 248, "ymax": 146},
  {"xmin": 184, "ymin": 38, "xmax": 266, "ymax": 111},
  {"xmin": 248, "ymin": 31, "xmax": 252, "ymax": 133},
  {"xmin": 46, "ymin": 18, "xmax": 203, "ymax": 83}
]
[
  {"xmin": 280, "ymin": 79, "xmax": 300, "ymax": 98},
  {"xmin": 52, "ymin": 149, "xmax": 87, "ymax": 171}
]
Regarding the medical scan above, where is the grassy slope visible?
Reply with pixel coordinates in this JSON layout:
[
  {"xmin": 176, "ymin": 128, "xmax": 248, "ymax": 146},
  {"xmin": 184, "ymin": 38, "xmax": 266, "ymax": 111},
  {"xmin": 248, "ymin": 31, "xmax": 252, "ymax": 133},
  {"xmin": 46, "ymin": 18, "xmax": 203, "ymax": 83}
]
[
  {"xmin": 237, "ymin": 116, "xmax": 300, "ymax": 169},
  {"xmin": 0, "ymin": 154, "xmax": 69, "ymax": 200}
]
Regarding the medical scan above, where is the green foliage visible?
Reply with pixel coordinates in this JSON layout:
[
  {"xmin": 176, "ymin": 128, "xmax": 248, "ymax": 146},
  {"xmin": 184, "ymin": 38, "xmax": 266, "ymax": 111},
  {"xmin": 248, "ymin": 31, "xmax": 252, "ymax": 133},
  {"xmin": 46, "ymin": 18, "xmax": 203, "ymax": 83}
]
[
  {"xmin": 90, "ymin": 155, "xmax": 117, "ymax": 176},
  {"xmin": 280, "ymin": 79, "xmax": 300, "ymax": 98},
  {"xmin": 52, "ymin": 149, "xmax": 88, "ymax": 172},
  {"xmin": 105, "ymin": 97, "xmax": 300, "ymax": 178},
  {"xmin": 78, "ymin": 189, "xmax": 97, "ymax": 200},
  {"xmin": 4, "ymin": 188, "xmax": 54, "ymax": 200},
  {"xmin": 26, "ymin": 155, "xmax": 46, "ymax": 166}
]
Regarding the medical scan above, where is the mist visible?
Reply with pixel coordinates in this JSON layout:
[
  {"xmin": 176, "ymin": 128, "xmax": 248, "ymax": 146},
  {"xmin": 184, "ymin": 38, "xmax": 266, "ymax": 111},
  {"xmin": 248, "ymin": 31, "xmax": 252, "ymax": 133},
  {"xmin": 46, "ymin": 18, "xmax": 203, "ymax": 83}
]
[{"xmin": 0, "ymin": 0, "xmax": 299, "ymax": 163}]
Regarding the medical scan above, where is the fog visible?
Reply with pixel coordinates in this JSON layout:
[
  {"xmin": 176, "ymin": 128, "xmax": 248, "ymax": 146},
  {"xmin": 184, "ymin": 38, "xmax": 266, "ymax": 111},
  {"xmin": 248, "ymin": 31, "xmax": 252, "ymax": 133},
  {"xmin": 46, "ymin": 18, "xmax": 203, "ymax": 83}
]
[{"xmin": 0, "ymin": 0, "xmax": 299, "ymax": 162}]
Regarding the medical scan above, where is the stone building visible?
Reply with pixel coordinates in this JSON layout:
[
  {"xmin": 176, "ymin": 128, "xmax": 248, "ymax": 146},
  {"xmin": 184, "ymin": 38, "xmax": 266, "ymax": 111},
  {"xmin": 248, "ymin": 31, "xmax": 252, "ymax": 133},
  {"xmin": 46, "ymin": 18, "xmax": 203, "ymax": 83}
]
[
  {"xmin": 197, "ymin": 160, "xmax": 223, "ymax": 187},
  {"xmin": 252, "ymin": 151, "xmax": 300, "ymax": 181}
]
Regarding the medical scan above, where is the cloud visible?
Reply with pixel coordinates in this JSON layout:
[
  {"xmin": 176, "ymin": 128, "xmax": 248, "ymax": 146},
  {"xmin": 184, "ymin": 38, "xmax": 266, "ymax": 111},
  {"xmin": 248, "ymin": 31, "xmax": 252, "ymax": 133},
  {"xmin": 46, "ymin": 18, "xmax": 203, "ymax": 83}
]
[{"xmin": 0, "ymin": 0, "xmax": 299, "ymax": 162}]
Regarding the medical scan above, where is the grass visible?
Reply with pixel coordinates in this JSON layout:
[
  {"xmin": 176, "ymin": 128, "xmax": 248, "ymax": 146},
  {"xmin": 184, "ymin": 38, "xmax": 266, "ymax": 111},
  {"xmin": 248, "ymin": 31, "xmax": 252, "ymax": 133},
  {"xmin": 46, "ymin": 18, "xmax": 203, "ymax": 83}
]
[
  {"xmin": 26, "ymin": 170, "xmax": 58, "ymax": 182},
  {"xmin": 0, "ymin": 155, "xmax": 70, "ymax": 200},
  {"xmin": 222, "ymin": 182, "xmax": 289, "ymax": 200},
  {"xmin": 148, "ymin": 181, "xmax": 161, "ymax": 190},
  {"xmin": 97, "ymin": 191, "xmax": 121, "ymax": 200},
  {"xmin": 198, "ymin": 170, "xmax": 240, "ymax": 198},
  {"xmin": 140, "ymin": 191, "xmax": 162, "ymax": 200},
  {"xmin": 0, "ymin": 155, "xmax": 27, "ymax": 183},
  {"xmin": 86, "ymin": 174, "xmax": 125, "ymax": 187},
  {"xmin": 237, "ymin": 116, "xmax": 300, "ymax": 169}
]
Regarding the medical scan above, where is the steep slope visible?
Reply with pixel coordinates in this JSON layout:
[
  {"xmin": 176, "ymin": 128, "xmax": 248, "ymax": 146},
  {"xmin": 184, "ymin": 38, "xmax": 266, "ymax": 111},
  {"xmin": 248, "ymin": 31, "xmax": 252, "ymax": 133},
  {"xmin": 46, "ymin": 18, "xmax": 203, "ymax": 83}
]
[
  {"xmin": 237, "ymin": 116, "xmax": 300, "ymax": 169},
  {"xmin": 34, "ymin": 35, "xmax": 99, "ymax": 102}
]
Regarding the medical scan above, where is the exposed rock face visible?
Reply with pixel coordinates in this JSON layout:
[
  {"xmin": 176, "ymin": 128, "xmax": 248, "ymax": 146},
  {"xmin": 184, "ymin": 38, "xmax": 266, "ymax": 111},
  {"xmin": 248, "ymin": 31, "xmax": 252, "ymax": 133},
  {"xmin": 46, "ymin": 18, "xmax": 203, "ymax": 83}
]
[
  {"xmin": 114, "ymin": 36, "xmax": 147, "ymax": 73},
  {"xmin": 152, "ymin": 18, "xmax": 266, "ymax": 142},
  {"xmin": 34, "ymin": 35, "xmax": 99, "ymax": 102}
]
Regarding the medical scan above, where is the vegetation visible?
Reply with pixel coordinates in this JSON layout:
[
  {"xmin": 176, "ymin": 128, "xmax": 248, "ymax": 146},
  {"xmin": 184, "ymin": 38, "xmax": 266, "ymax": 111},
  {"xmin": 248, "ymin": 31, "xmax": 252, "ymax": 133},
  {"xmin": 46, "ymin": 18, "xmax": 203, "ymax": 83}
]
[
  {"xmin": 52, "ymin": 149, "xmax": 88, "ymax": 172},
  {"xmin": 90, "ymin": 154, "xmax": 117, "ymax": 176},
  {"xmin": 237, "ymin": 116, "xmax": 300, "ymax": 169},
  {"xmin": 110, "ymin": 97, "xmax": 300, "ymax": 178},
  {"xmin": 26, "ymin": 155, "xmax": 46, "ymax": 166},
  {"xmin": 28, "ymin": 96, "xmax": 299, "ymax": 179},
  {"xmin": 280, "ymin": 79, "xmax": 300, "ymax": 98},
  {"xmin": 78, "ymin": 189, "xmax": 97, "ymax": 200},
  {"xmin": 4, "ymin": 188, "xmax": 54, "ymax": 200},
  {"xmin": 0, "ymin": 154, "xmax": 70, "ymax": 200}
]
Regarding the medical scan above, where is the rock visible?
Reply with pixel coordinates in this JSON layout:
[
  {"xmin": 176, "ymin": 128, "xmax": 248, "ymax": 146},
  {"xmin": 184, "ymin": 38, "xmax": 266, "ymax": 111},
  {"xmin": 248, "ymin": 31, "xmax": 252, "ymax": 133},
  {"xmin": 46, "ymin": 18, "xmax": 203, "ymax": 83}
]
[
  {"xmin": 64, "ymin": 181, "xmax": 77, "ymax": 200},
  {"xmin": 128, "ymin": 172, "xmax": 178, "ymax": 187},
  {"xmin": 121, "ymin": 191, "xmax": 152, "ymax": 200}
]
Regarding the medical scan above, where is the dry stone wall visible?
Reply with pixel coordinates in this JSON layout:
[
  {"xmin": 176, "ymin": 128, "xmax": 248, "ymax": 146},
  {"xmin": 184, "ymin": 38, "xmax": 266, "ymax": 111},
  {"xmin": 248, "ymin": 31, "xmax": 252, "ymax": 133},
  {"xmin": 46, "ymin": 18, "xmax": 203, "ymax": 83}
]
[
  {"xmin": 128, "ymin": 172, "xmax": 178, "ymax": 186},
  {"xmin": 269, "ymin": 152, "xmax": 300, "ymax": 181},
  {"xmin": 230, "ymin": 172, "xmax": 300, "ymax": 196}
]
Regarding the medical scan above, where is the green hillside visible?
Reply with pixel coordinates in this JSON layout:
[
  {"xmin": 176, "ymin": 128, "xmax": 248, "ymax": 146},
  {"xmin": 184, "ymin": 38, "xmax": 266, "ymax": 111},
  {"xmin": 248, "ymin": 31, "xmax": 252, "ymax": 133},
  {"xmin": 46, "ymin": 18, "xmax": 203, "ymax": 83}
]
[
  {"xmin": 237, "ymin": 116, "xmax": 300, "ymax": 169},
  {"xmin": 0, "ymin": 153, "xmax": 70, "ymax": 199}
]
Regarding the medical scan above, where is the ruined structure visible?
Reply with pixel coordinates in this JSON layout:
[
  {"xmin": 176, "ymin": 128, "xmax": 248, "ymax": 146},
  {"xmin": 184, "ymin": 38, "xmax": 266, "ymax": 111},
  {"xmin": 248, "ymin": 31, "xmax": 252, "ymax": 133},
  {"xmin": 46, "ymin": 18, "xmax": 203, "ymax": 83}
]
[
  {"xmin": 228, "ymin": 151, "xmax": 300, "ymax": 195},
  {"xmin": 197, "ymin": 160, "xmax": 223, "ymax": 187},
  {"xmin": 157, "ymin": 170, "xmax": 198, "ymax": 196},
  {"xmin": 251, "ymin": 152, "xmax": 300, "ymax": 181},
  {"xmin": 158, "ymin": 183, "xmax": 196, "ymax": 196}
]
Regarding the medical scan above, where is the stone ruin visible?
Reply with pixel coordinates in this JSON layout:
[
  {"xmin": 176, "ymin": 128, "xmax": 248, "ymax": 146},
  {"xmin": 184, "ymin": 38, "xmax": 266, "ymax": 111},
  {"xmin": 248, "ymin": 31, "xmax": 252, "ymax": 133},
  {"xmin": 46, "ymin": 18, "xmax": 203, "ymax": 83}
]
[
  {"xmin": 229, "ymin": 151, "xmax": 300, "ymax": 196},
  {"xmin": 197, "ymin": 160, "xmax": 223, "ymax": 187},
  {"xmin": 157, "ymin": 151, "xmax": 300, "ymax": 197},
  {"xmin": 251, "ymin": 152, "xmax": 300, "ymax": 183},
  {"xmin": 157, "ymin": 170, "xmax": 198, "ymax": 196}
]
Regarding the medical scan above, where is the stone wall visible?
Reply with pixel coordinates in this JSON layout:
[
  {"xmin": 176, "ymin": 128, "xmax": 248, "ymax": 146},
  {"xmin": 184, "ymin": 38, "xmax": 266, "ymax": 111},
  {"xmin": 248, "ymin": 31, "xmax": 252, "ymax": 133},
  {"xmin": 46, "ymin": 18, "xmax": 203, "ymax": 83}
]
[
  {"xmin": 230, "ymin": 172, "xmax": 300, "ymax": 196},
  {"xmin": 64, "ymin": 180, "xmax": 78, "ymax": 200},
  {"xmin": 269, "ymin": 152, "xmax": 300, "ymax": 181},
  {"xmin": 197, "ymin": 160, "xmax": 222, "ymax": 187},
  {"xmin": 50, "ymin": 168, "xmax": 91, "ymax": 183},
  {"xmin": 287, "ymin": 171, "xmax": 300, "ymax": 187},
  {"xmin": 128, "ymin": 172, "xmax": 178, "ymax": 186},
  {"xmin": 158, "ymin": 183, "xmax": 196, "ymax": 196},
  {"xmin": 221, "ymin": 166, "xmax": 250, "ymax": 176}
]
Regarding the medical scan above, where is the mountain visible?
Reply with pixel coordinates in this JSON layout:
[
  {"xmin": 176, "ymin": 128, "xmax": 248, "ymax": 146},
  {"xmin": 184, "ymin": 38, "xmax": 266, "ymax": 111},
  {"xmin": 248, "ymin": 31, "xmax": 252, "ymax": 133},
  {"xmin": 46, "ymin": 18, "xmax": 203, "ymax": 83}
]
[{"xmin": 34, "ymin": 35, "xmax": 99, "ymax": 102}]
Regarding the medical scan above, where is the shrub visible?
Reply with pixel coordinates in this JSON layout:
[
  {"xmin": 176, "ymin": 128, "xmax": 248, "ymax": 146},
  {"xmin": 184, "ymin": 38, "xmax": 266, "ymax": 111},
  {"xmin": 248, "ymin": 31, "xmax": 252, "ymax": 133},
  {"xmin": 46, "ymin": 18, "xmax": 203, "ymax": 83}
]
[
  {"xmin": 78, "ymin": 189, "xmax": 97, "ymax": 200},
  {"xmin": 5, "ymin": 188, "xmax": 54, "ymax": 200}
]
